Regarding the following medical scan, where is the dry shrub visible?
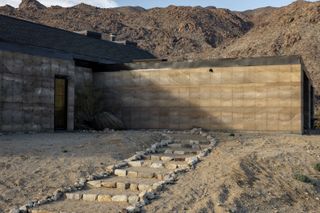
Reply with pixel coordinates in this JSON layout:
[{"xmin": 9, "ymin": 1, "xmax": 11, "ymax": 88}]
[
  {"xmin": 75, "ymin": 83, "xmax": 124, "ymax": 130},
  {"xmin": 294, "ymin": 173, "xmax": 311, "ymax": 183},
  {"xmin": 314, "ymin": 163, "xmax": 320, "ymax": 172}
]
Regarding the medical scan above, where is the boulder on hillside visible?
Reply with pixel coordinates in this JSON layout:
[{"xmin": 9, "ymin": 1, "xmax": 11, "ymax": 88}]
[
  {"xmin": 19, "ymin": 0, "xmax": 46, "ymax": 10},
  {"xmin": 0, "ymin": 5, "xmax": 15, "ymax": 12}
]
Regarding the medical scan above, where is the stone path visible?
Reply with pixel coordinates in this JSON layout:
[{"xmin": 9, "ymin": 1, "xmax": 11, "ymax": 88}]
[{"xmin": 21, "ymin": 130, "xmax": 217, "ymax": 213}]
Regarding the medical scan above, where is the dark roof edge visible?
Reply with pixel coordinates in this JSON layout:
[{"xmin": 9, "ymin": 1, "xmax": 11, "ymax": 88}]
[
  {"xmin": 0, "ymin": 40, "xmax": 73, "ymax": 60},
  {"xmin": 0, "ymin": 41, "xmax": 117, "ymax": 64},
  {"xmin": 0, "ymin": 14, "xmax": 152, "ymax": 63},
  {"xmin": 0, "ymin": 14, "xmax": 118, "ymax": 47},
  {"xmin": 124, "ymin": 55, "xmax": 302, "ymax": 70}
]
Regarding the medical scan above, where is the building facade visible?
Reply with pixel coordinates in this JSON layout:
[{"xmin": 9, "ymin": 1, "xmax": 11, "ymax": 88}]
[
  {"xmin": 0, "ymin": 15, "xmax": 314, "ymax": 134},
  {"xmin": 0, "ymin": 15, "xmax": 154, "ymax": 132},
  {"xmin": 94, "ymin": 56, "xmax": 314, "ymax": 134}
]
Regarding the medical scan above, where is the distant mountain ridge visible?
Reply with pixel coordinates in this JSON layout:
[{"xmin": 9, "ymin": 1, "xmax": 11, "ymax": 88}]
[
  {"xmin": 1, "ymin": 0, "xmax": 320, "ymax": 93},
  {"xmin": 0, "ymin": 0, "xmax": 252, "ymax": 59}
]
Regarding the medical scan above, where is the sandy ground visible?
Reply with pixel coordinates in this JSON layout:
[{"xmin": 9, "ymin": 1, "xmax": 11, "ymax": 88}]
[
  {"xmin": 1, "ymin": 131, "xmax": 320, "ymax": 213},
  {"xmin": 0, "ymin": 131, "xmax": 163, "ymax": 213},
  {"xmin": 145, "ymin": 133, "xmax": 320, "ymax": 213}
]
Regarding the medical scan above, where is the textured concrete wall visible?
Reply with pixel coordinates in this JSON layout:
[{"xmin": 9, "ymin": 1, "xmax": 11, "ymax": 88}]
[
  {"xmin": 75, "ymin": 66, "xmax": 93, "ymax": 87},
  {"xmin": 0, "ymin": 49, "xmax": 86, "ymax": 132},
  {"xmin": 94, "ymin": 64, "xmax": 303, "ymax": 133}
]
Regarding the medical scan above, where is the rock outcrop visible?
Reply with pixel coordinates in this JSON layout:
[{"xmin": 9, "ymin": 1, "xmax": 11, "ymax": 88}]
[{"xmin": 18, "ymin": 0, "xmax": 46, "ymax": 10}]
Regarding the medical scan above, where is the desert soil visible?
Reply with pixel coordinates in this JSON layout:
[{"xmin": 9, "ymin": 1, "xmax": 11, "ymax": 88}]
[
  {"xmin": 145, "ymin": 132, "xmax": 320, "ymax": 213},
  {"xmin": 0, "ymin": 130, "xmax": 164, "ymax": 213},
  {"xmin": 1, "ymin": 131, "xmax": 320, "ymax": 213}
]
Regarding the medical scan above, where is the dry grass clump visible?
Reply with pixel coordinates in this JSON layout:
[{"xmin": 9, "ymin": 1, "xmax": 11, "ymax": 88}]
[
  {"xmin": 314, "ymin": 163, "xmax": 320, "ymax": 172},
  {"xmin": 294, "ymin": 173, "xmax": 312, "ymax": 183},
  {"xmin": 75, "ymin": 84, "xmax": 124, "ymax": 130}
]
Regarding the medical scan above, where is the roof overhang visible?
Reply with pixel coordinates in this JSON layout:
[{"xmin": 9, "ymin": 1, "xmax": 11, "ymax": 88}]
[{"xmin": 124, "ymin": 55, "xmax": 302, "ymax": 70}]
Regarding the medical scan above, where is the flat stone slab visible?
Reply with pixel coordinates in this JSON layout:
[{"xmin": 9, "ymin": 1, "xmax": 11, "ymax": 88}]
[
  {"xmin": 141, "ymin": 160, "xmax": 189, "ymax": 170},
  {"xmin": 66, "ymin": 188, "xmax": 139, "ymax": 203},
  {"xmin": 121, "ymin": 166, "xmax": 171, "ymax": 180},
  {"xmin": 114, "ymin": 169, "xmax": 127, "ymax": 177},
  {"xmin": 126, "ymin": 159, "xmax": 188, "ymax": 170},
  {"xmin": 89, "ymin": 176, "xmax": 160, "ymax": 192},
  {"xmin": 87, "ymin": 180, "xmax": 103, "ymax": 188},
  {"xmin": 128, "ymin": 161, "xmax": 144, "ymax": 167},
  {"xmin": 101, "ymin": 176, "xmax": 160, "ymax": 186},
  {"xmin": 66, "ymin": 192, "xmax": 82, "ymax": 200},
  {"xmin": 146, "ymin": 153, "xmax": 195, "ymax": 162},
  {"xmin": 83, "ymin": 194, "xmax": 98, "ymax": 201},
  {"xmin": 97, "ymin": 194, "xmax": 112, "ymax": 202},
  {"xmin": 161, "ymin": 148, "xmax": 201, "ymax": 155}
]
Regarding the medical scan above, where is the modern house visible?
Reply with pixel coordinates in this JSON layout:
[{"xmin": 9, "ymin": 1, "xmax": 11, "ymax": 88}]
[
  {"xmin": 0, "ymin": 14, "xmax": 155, "ymax": 132},
  {"xmin": 0, "ymin": 15, "xmax": 314, "ymax": 134}
]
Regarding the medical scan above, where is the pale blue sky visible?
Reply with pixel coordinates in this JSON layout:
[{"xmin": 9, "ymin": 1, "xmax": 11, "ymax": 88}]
[{"xmin": 0, "ymin": 0, "xmax": 319, "ymax": 11}]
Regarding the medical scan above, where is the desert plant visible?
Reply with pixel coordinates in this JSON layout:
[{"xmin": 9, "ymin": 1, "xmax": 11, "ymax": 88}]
[
  {"xmin": 294, "ymin": 173, "xmax": 312, "ymax": 183},
  {"xmin": 75, "ymin": 83, "xmax": 103, "ymax": 129},
  {"xmin": 314, "ymin": 163, "xmax": 320, "ymax": 172},
  {"xmin": 75, "ymin": 83, "xmax": 124, "ymax": 130}
]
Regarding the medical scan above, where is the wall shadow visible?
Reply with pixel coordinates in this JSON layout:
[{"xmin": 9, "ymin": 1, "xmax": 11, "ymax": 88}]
[
  {"xmin": 93, "ymin": 60, "xmax": 304, "ymax": 134},
  {"xmin": 94, "ymin": 68, "xmax": 235, "ymax": 133}
]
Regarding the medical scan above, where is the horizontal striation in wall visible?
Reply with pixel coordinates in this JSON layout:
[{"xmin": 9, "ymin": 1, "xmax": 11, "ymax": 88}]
[
  {"xmin": 95, "ymin": 64, "xmax": 302, "ymax": 133},
  {"xmin": 0, "ymin": 49, "xmax": 77, "ymax": 132}
]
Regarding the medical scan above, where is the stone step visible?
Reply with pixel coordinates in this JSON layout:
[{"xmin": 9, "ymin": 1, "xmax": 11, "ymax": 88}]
[
  {"xmin": 31, "ymin": 199, "xmax": 127, "ymax": 213},
  {"xmin": 162, "ymin": 148, "xmax": 201, "ymax": 155},
  {"xmin": 128, "ymin": 159, "xmax": 189, "ymax": 170},
  {"xmin": 87, "ymin": 176, "xmax": 160, "ymax": 192},
  {"xmin": 65, "ymin": 188, "xmax": 139, "ymax": 204},
  {"xmin": 146, "ymin": 153, "xmax": 196, "ymax": 162},
  {"xmin": 114, "ymin": 166, "xmax": 171, "ymax": 180},
  {"xmin": 29, "ymin": 135, "xmax": 214, "ymax": 213}
]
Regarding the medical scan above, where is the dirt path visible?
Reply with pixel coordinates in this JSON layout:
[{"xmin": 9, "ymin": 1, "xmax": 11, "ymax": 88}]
[{"xmin": 30, "ymin": 132, "xmax": 214, "ymax": 213}]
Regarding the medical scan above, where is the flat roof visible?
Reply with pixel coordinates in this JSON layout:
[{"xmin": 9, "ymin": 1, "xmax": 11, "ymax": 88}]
[
  {"xmin": 124, "ymin": 55, "xmax": 302, "ymax": 70},
  {"xmin": 0, "ymin": 14, "xmax": 155, "ymax": 64}
]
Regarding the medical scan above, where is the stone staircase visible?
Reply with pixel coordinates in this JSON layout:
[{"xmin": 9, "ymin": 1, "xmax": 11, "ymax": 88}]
[{"xmin": 27, "ymin": 131, "xmax": 216, "ymax": 213}]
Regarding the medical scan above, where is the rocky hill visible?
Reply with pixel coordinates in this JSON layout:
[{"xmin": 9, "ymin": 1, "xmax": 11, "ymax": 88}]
[
  {"xmin": 0, "ymin": 0, "xmax": 319, "ymax": 91},
  {"xmin": 0, "ymin": 0, "xmax": 252, "ymax": 59},
  {"xmin": 190, "ymin": 1, "xmax": 320, "ymax": 92}
]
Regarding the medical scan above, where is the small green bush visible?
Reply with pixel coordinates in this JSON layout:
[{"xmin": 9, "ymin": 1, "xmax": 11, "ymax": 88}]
[
  {"xmin": 294, "ymin": 173, "xmax": 311, "ymax": 183},
  {"xmin": 314, "ymin": 163, "xmax": 320, "ymax": 172}
]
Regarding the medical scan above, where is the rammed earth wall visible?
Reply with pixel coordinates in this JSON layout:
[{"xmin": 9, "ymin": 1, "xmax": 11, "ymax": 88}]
[
  {"xmin": 94, "ymin": 58, "xmax": 308, "ymax": 134},
  {"xmin": 0, "ymin": 49, "xmax": 92, "ymax": 132}
]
